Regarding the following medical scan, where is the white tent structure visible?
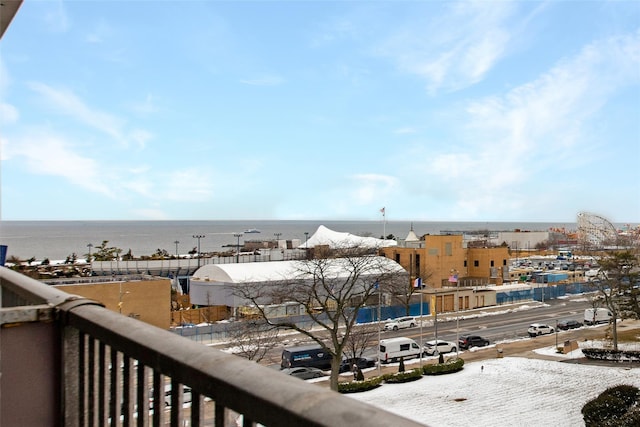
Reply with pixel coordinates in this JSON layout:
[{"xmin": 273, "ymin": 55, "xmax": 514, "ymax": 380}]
[
  {"xmin": 297, "ymin": 225, "xmax": 397, "ymax": 249},
  {"xmin": 189, "ymin": 256, "xmax": 407, "ymax": 310}
]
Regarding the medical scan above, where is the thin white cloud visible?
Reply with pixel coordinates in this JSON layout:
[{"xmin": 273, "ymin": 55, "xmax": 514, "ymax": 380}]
[
  {"xmin": 350, "ymin": 174, "xmax": 398, "ymax": 205},
  {"xmin": 42, "ymin": 0, "xmax": 70, "ymax": 33},
  {"xmin": 128, "ymin": 129, "xmax": 153, "ymax": 150},
  {"xmin": 376, "ymin": 1, "xmax": 514, "ymax": 93},
  {"xmin": 0, "ymin": 103, "xmax": 19, "ymax": 125},
  {"xmin": 27, "ymin": 82, "xmax": 154, "ymax": 149},
  {"xmin": 164, "ymin": 168, "xmax": 215, "ymax": 201},
  {"xmin": 28, "ymin": 82, "xmax": 125, "ymax": 140},
  {"xmin": 85, "ymin": 20, "xmax": 114, "ymax": 44},
  {"xmin": 421, "ymin": 30, "xmax": 640, "ymax": 217},
  {"xmin": 6, "ymin": 131, "xmax": 115, "ymax": 197},
  {"xmin": 130, "ymin": 93, "xmax": 160, "ymax": 116}
]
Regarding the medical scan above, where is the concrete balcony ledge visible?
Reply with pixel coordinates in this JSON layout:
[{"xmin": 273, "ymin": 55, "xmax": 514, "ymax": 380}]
[{"xmin": 1, "ymin": 266, "xmax": 425, "ymax": 427}]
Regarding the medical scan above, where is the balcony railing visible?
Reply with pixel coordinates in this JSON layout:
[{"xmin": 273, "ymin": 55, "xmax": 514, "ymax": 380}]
[{"xmin": 0, "ymin": 267, "xmax": 424, "ymax": 427}]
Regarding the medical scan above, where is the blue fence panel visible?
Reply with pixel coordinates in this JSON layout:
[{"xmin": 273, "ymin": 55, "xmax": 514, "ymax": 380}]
[
  {"xmin": 356, "ymin": 302, "xmax": 431, "ymax": 324},
  {"xmin": 496, "ymin": 289, "xmax": 534, "ymax": 305}
]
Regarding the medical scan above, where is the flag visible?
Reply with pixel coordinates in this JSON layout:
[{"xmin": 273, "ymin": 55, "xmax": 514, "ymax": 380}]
[
  {"xmin": 448, "ymin": 274, "xmax": 458, "ymax": 283},
  {"xmin": 413, "ymin": 277, "xmax": 422, "ymax": 288},
  {"xmin": 380, "ymin": 207, "xmax": 385, "ymax": 215},
  {"xmin": 374, "ymin": 281, "xmax": 379, "ymax": 289}
]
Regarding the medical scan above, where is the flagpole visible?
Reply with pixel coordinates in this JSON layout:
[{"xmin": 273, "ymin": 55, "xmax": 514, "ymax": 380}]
[
  {"xmin": 377, "ymin": 282, "xmax": 381, "ymax": 376},
  {"xmin": 451, "ymin": 270, "xmax": 460, "ymax": 357},
  {"xmin": 381, "ymin": 207, "xmax": 386, "ymax": 239},
  {"xmin": 419, "ymin": 286, "xmax": 423, "ymax": 369}
]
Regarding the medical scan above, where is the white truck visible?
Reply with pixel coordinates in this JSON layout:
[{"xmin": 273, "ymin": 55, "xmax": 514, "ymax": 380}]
[
  {"xmin": 584, "ymin": 308, "xmax": 613, "ymax": 325},
  {"xmin": 378, "ymin": 337, "xmax": 422, "ymax": 363}
]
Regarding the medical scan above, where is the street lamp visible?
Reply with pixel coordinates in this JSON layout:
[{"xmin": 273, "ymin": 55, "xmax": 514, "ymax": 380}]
[
  {"xmin": 174, "ymin": 240, "xmax": 179, "ymax": 257},
  {"xmin": 193, "ymin": 235, "xmax": 205, "ymax": 268},
  {"xmin": 234, "ymin": 233, "xmax": 243, "ymax": 263},
  {"xmin": 86, "ymin": 243, "xmax": 93, "ymax": 276},
  {"xmin": 416, "ymin": 277, "xmax": 424, "ymax": 369},
  {"xmin": 450, "ymin": 269, "xmax": 460, "ymax": 357}
]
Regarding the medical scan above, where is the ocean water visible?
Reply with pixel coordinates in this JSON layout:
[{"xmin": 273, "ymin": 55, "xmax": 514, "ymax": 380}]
[{"xmin": 0, "ymin": 220, "xmax": 578, "ymax": 261}]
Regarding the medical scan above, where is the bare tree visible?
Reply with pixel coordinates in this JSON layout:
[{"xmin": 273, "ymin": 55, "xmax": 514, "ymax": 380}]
[
  {"xmin": 388, "ymin": 268, "xmax": 433, "ymax": 315},
  {"xmin": 342, "ymin": 323, "xmax": 379, "ymax": 361},
  {"xmin": 226, "ymin": 319, "xmax": 280, "ymax": 363},
  {"xmin": 593, "ymin": 250, "xmax": 639, "ymax": 350},
  {"xmin": 234, "ymin": 247, "xmax": 407, "ymax": 391}
]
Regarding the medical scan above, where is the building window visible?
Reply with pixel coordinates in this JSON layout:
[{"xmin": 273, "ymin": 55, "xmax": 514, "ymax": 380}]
[
  {"xmin": 474, "ymin": 260, "xmax": 479, "ymax": 267},
  {"xmin": 490, "ymin": 260, "xmax": 494, "ymax": 267},
  {"xmin": 503, "ymin": 259, "xmax": 507, "ymax": 266},
  {"xmin": 464, "ymin": 260, "xmax": 467, "ymax": 267},
  {"xmin": 445, "ymin": 242, "xmax": 452, "ymax": 256},
  {"xmin": 395, "ymin": 254, "xmax": 400, "ymax": 263},
  {"xmin": 415, "ymin": 254, "xmax": 420, "ymax": 272}
]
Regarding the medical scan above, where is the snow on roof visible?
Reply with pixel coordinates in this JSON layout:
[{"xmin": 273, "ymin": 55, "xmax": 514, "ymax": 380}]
[
  {"xmin": 404, "ymin": 229, "xmax": 420, "ymax": 242},
  {"xmin": 192, "ymin": 256, "xmax": 406, "ymax": 283},
  {"xmin": 297, "ymin": 225, "xmax": 397, "ymax": 249}
]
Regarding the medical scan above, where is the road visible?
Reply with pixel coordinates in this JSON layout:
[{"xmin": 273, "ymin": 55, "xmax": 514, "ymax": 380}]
[
  {"xmin": 389, "ymin": 297, "xmax": 592, "ymax": 347},
  {"xmin": 217, "ymin": 296, "xmax": 597, "ymax": 367}
]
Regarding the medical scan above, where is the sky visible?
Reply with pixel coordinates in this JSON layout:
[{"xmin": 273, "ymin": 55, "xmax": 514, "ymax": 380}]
[{"xmin": 1, "ymin": 1, "xmax": 639, "ymax": 222}]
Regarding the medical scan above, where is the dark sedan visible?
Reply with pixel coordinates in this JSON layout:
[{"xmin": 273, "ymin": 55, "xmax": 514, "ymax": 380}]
[
  {"xmin": 557, "ymin": 319, "xmax": 583, "ymax": 330},
  {"xmin": 280, "ymin": 367, "xmax": 326, "ymax": 380},
  {"xmin": 339, "ymin": 357, "xmax": 376, "ymax": 373},
  {"xmin": 458, "ymin": 335, "xmax": 490, "ymax": 350}
]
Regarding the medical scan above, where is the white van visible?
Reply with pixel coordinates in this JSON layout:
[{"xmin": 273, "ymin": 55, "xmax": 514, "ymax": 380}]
[
  {"xmin": 584, "ymin": 308, "xmax": 612, "ymax": 325},
  {"xmin": 379, "ymin": 337, "xmax": 421, "ymax": 364}
]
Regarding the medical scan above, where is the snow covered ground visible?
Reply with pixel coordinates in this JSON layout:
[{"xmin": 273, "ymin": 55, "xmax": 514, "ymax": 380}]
[{"xmin": 345, "ymin": 348, "xmax": 639, "ymax": 427}]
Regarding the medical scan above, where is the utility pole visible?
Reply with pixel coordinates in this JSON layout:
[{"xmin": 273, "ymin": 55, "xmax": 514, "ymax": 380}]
[{"xmin": 193, "ymin": 235, "xmax": 205, "ymax": 268}]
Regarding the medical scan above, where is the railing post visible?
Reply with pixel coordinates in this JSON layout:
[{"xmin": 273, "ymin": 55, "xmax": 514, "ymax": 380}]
[{"xmin": 61, "ymin": 326, "xmax": 81, "ymax": 427}]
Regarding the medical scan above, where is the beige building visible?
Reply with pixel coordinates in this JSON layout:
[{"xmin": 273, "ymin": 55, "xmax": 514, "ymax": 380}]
[
  {"xmin": 380, "ymin": 233, "xmax": 510, "ymax": 288},
  {"xmin": 53, "ymin": 276, "xmax": 171, "ymax": 330},
  {"xmin": 379, "ymin": 231, "xmax": 509, "ymax": 312}
]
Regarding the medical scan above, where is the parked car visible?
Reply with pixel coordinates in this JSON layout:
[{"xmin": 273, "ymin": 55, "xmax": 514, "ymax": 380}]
[
  {"xmin": 281, "ymin": 367, "xmax": 326, "ymax": 380},
  {"xmin": 339, "ymin": 356, "xmax": 376, "ymax": 373},
  {"xmin": 383, "ymin": 316, "xmax": 417, "ymax": 331},
  {"xmin": 528, "ymin": 323, "xmax": 555, "ymax": 337},
  {"xmin": 423, "ymin": 340, "xmax": 457, "ymax": 356},
  {"xmin": 458, "ymin": 335, "xmax": 490, "ymax": 350},
  {"xmin": 557, "ymin": 319, "xmax": 583, "ymax": 330}
]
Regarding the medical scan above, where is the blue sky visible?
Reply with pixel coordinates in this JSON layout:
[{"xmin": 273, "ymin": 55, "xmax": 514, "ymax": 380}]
[{"xmin": 1, "ymin": 1, "xmax": 638, "ymax": 222}]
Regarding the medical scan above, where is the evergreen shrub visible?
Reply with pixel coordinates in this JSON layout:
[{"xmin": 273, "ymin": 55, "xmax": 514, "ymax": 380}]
[
  {"xmin": 383, "ymin": 368, "xmax": 422, "ymax": 384},
  {"xmin": 337, "ymin": 376, "xmax": 383, "ymax": 394},
  {"xmin": 582, "ymin": 384, "xmax": 640, "ymax": 427},
  {"xmin": 422, "ymin": 358, "xmax": 464, "ymax": 375}
]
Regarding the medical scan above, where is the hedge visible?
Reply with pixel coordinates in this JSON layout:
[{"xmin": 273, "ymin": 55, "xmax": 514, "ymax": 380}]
[
  {"xmin": 422, "ymin": 357, "xmax": 465, "ymax": 375},
  {"xmin": 383, "ymin": 368, "xmax": 423, "ymax": 384},
  {"xmin": 582, "ymin": 385, "xmax": 640, "ymax": 427},
  {"xmin": 581, "ymin": 348, "xmax": 640, "ymax": 362},
  {"xmin": 338, "ymin": 376, "xmax": 383, "ymax": 394}
]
